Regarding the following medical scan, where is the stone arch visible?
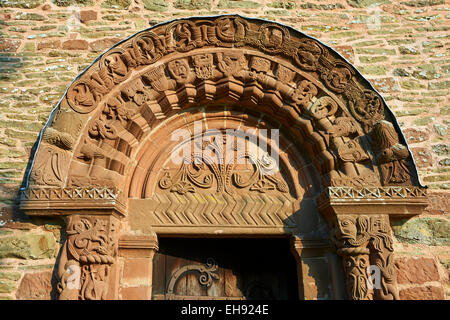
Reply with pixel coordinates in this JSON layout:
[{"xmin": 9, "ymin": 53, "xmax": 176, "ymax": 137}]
[{"xmin": 20, "ymin": 15, "xmax": 428, "ymax": 300}]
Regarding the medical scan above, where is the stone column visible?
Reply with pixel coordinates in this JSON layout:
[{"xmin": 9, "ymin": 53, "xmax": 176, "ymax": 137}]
[
  {"xmin": 332, "ymin": 214, "xmax": 399, "ymax": 300},
  {"xmin": 118, "ymin": 233, "xmax": 158, "ymax": 300},
  {"xmin": 290, "ymin": 236, "xmax": 338, "ymax": 300},
  {"xmin": 318, "ymin": 186, "xmax": 428, "ymax": 300},
  {"xmin": 57, "ymin": 214, "xmax": 120, "ymax": 300}
]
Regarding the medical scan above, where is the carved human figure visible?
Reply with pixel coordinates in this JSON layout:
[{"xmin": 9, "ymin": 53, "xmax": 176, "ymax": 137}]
[{"xmin": 371, "ymin": 120, "xmax": 410, "ymax": 185}]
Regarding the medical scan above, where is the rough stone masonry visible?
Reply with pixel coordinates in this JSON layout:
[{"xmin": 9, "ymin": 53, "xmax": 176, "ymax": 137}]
[{"xmin": 0, "ymin": 0, "xmax": 448, "ymax": 300}]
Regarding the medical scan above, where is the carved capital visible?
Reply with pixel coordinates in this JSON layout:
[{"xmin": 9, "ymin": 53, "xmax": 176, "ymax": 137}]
[
  {"xmin": 332, "ymin": 214, "xmax": 399, "ymax": 300},
  {"xmin": 57, "ymin": 214, "xmax": 120, "ymax": 300}
]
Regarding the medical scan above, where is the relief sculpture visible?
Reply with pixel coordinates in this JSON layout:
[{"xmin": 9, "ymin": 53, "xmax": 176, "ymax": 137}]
[
  {"xmin": 21, "ymin": 15, "xmax": 425, "ymax": 302},
  {"xmin": 57, "ymin": 215, "xmax": 118, "ymax": 300},
  {"xmin": 371, "ymin": 121, "xmax": 411, "ymax": 185},
  {"xmin": 333, "ymin": 215, "xmax": 399, "ymax": 300}
]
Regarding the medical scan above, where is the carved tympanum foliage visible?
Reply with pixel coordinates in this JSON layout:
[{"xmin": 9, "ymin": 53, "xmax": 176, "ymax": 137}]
[
  {"xmin": 159, "ymin": 134, "xmax": 288, "ymax": 195},
  {"xmin": 333, "ymin": 214, "xmax": 399, "ymax": 300},
  {"xmin": 57, "ymin": 215, "xmax": 119, "ymax": 300}
]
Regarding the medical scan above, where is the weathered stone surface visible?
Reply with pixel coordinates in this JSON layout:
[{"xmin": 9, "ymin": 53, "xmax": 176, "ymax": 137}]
[
  {"xmin": 78, "ymin": 10, "xmax": 98, "ymax": 23},
  {"xmin": 347, "ymin": 0, "xmax": 390, "ymax": 8},
  {"xmin": 2, "ymin": 222, "xmax": 38, "ymax": 230},
  {"xmin": 0, "ymin": 0, "xmax": 44, "ymax": 8},
  {"xmin": 101, "ymin": 0, "xmax": 131, "ymax": 9},
  {"xmin": 392, "ymin": 217, "xmax": 450, "ymax": 246},
  {"xmin": 0, "ymin": 272, "xmax": 21, "ymax": 281},
  {"xmin": 371, "ymin": 77, "xmax": 398, "ymax": 92},
  {"xmin": 434, "ymin": 124, "xmax": 447, "ymax": 137},
  {"xmin": 334, "ymin": 45, "xmax": 354, "ymax": 64},
  {"xmin": 403, "ymin": 128, "xmax": 430, "ymax": 144},
  {"xmin": 89, "ymin": 37, "xmax": 121, "ymax": 53},
  {"xmin": 399, "ymin": 286, "xmax": 445, "ymax": 300},
  {"xmin": 0, "ymin": 233, "xmax": 56, "ymax": 259},
  {"xmin": 438, "ymin": 158, "xmax": 450, "ymax": 166},
  {"xmin": 37, "ymin": 40, "xmax": 61, "ymax": 51},
  {"xmin": 400, "ymin": 79, "xmax": 426, "ymax": 90},
  {"xmin": 429, "ymin": 81, "xmax": 450, "ymax": 90},
  {"xmin": 399, "ymin": 46, "xmax": 420, "ymax": 55},
  {"xmin": 62, "ymin": 40, "xmax": 88, "ymax": 50},
  {"xmin": 143, "ymin": 0, "xmax": 168, "ymax": 11},
  {"xmin": 424, "ymin": 192, "xmax": 450, "ymax": 215},
  {"xmin": 15, "ymin": 271, "xmax": 53, "ymax": 300},
  {"xmin": 14, "ymin": 12, "xmax": 47, "ymax": 21},
  {"xmin": 174, "ymin": 0, "xmax": 211, "ymax": 10},
  {"xmin": 217, "ymin": 0, "xmax": 261, "ymax": 9},
  {"xmin": 401, "ymin": 0, "xmax": 445, "ymax": 7},
  {"xmin": 395, "ymin": 257, "xmax": 440, "ymax": 284},
  {"xmin": 432, "ymin": 144, "xmax": 450, "ymax": 156},
  {"xmin": 0, "ymin": 279, "xmax": 16, "ymax": 293},
  {"xmin": 413, "ymin": 117, "xmax": 433, "ymax": 126},
  {"xmin": 53, "ymin": 0, "xmax": 94, "ymax": 6},
  {"xmin": 411, "ymin": 147, "xmax": 433, "ymax": 168},
  {"xmin": 0, "ymin": 39, "xmax": 21, "ymax": 53}
]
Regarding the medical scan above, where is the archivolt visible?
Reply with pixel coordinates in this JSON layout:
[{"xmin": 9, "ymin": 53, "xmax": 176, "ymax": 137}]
[{"xmin": 27, "ymin": 15, "xmax": 419, "ymax": 195}]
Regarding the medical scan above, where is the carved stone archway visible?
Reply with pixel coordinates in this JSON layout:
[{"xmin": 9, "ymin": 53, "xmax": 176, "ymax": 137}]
[{"xmin": 20, "ymin": 15, "xmax": 428, "ymax": 300}]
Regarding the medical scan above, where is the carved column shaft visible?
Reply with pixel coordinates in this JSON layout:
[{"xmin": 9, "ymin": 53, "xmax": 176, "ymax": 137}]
[
  {"xmin": 57, "ymin": 214, "xmax": 120, "ymax": 300},
  {"xmin": 333, "ymin": 214, "xmax": 399, "ymax": 300}
]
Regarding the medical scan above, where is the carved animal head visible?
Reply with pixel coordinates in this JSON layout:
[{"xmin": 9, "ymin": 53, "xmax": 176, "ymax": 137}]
[{"xmin": 336, "ymin": 217, "xmax": 357, "ymax": 241}]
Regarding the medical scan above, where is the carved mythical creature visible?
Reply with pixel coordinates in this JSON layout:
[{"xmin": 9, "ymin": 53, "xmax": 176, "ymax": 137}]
[
  {"xmin": 80, "ymin": 264, "xmax": 109, "ymax": 300},
  {"xmin": 292, "ymin": 80, "xmax": 318, "ymax": 113},
  {"xmin": 333, "ymin": 215, "xmax": 399, "ymax": 300},
  {"xmin": 175, "ymin": 23, "xmax": 193, "ymax": 50},
  {"xmin": 217, "ymin": 51, "xmax": 247, "ymax": 78},
  {"xmin": 57, "ymin": 216, "xmax": 118, "ymax": 300},
  {"xmin": 295, "ymin": 39, "xmax": 323, "ymax": 71}
]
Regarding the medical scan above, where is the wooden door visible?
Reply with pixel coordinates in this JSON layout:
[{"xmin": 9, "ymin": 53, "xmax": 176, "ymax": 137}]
[{"xmin": 152, "ymin": 238, "xmax": 299, "ymax": 300}]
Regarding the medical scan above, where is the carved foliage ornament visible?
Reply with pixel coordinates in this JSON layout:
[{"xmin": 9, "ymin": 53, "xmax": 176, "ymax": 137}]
[
  {"xmin": 166, "ymin": 258, "xmax": 219, "ymax": 298},
  {"xmin": 159, "ymin": 135, "xmax": 288, "ymax": 195}
]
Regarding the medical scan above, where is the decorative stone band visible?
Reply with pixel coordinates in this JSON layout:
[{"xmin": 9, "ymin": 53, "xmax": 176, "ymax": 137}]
[
  {"xmin": 326, "ymin": 186, "xmax": 427, "ymax": 199},
  {"xmin": 318, "ymin": 186, "xmax": 428, "ymax": 218},
  {"xmin": 130, "ymin": 192, "xmax": 296, "ymax": 227},
  {"xmin": 20, "ymin": 187, "xmax": 126, "ymax": 217}
]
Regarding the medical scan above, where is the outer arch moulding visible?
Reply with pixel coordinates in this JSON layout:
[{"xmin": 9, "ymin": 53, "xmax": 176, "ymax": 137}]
[{"xmin": 17, "ymin": 14, "xmax": 429, "ymax": 301}]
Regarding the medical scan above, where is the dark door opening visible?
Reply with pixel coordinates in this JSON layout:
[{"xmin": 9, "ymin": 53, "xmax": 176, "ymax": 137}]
[{"xmin": 152, "ymin": 237, "xmax": 299, "ymax": 300}]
